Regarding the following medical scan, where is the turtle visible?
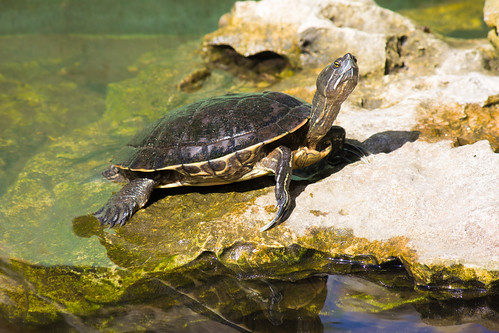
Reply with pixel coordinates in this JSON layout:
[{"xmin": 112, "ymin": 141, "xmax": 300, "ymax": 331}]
[{"xmin": 94, "ymin": 53, "xmax": 359, "ymax": 231}]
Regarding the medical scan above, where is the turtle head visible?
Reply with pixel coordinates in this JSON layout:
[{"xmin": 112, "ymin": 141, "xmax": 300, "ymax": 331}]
[
  {"xmin": 316, "ymin": 53, "xmax": 358, "ymax": 101},
  {"xmin": 306, "ymin": 53, "xmax": 359, "ymax": 149}
]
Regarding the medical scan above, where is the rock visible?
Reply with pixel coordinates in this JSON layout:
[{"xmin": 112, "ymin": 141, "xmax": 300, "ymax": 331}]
[
  {"xmin": 252, "ymin": 140, "xmax": 499, "ymax": 271},
  {"xmin": 485, "ymin": 0, "xmax": 499, "ymax": 50},
  {"xmin": 339, "ymin": 71, "xmax": 499, "ymax": 151},
  {"xmin": 203, "ymin": 0, "xmax": 450, "ymax": 77},
  {"xmin": 149, "ymin": 0, "xmax": 499, "ymax": 294}
]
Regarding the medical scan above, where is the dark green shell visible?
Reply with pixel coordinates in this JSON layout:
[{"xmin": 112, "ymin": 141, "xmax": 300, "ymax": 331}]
[{"xmin": 113, "ymin": 92, "xmax": 310, "ymax": 171}]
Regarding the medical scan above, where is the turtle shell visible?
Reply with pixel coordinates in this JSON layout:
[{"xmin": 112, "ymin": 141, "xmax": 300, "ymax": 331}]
[{"xmin": 113, "ymin": 91, "xmax": 310, "ymax": 171}]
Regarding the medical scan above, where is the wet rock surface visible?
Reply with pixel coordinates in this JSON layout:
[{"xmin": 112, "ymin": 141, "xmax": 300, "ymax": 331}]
[{"xmin": 5, "ymin": 255, "xmax": 498, "ymax": 331}]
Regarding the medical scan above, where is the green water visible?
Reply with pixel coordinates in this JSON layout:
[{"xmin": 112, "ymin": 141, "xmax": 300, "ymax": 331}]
[
  {"xmin": 0, "ymin": 0, "xmax": 495, "ymax": 331},
  {"xmin": 0, "ymin": 1, "xmax": 246, "ymax": 266},
  {"xmin": 376, "ymin": 0, "xmax": 489, "ymax": 38}
]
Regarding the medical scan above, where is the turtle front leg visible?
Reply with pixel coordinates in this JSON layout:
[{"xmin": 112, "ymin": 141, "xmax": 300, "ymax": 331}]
[
  {"xmin": 322, "ymin": 125, "xmax": 346, "ymax": 157},
  {"xmin": 323, "ymin": 126, "xmax": 370, "ymax": 164},
  {"xmin": 258, "ymin": 146, "xmax": 293, "ymax": 232},
  {"xmin": 94, "ymin": 178, "xmax": 158, "ymax": 227}
]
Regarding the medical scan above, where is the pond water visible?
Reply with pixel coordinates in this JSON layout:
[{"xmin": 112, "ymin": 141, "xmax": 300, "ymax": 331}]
[{"xmin": 0, "ymin": 0, "xmax": 495, "ymax": 331}]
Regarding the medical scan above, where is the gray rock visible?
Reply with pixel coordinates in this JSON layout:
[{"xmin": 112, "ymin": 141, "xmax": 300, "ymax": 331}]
[
  {"xmin": 284, "ymin": 140, "xmax": 498, "ymax": 270},
  {"xmin": 204, "ymin": 0, "xmax": 457, "ymax": 77}
]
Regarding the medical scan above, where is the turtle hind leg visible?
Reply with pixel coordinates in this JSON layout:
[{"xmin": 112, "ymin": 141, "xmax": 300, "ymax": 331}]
[
  {"xmin": 259, "ymin": 146, "xmax": 293, "ymax": 232},
  {"xmin": 94, "ymin": 178, "xmax": 158, "ymax": 227}
]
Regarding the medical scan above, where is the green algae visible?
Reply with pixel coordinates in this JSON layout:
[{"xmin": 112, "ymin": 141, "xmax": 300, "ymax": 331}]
[
  {"xmin": 3, "ymin": 249, "xmax": 496, "ymax": 330},
  {"xmin": 399, "ymin": 1, "xmax": 488, "ymax": 39},
  {"xmin": 409, "ymin": 262, "xmax": 499, "ymax": 299},
  {"xmin": 0, "ymin": 253, "xmax": 418, "ymax": 329},
  {"xmin": 98, "ymin": 182, "xmax": 273, "ymax": 271},
  {"xmin": 0, "ymin": 38, "xmax": 182, "ymax": 265},
  {"xmin": 0, "ymin": 258, "xmax": 136, "ymax": 327},
  {"xmin": 0, "ymin": 58, "xmax": 105, "ymax": 196},
  {"xmin": 0, "ymin": 32, "xmax": 249, "ymax": 266}
]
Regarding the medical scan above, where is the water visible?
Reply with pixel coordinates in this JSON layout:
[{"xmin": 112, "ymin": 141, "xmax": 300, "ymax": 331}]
[
  {"xmin": 0, "ymin": 0, "xmax": 495, "ymax": 331},
  {"xmin": 376, "ymin": 0, "xmax": 489, "ymax": 38}
]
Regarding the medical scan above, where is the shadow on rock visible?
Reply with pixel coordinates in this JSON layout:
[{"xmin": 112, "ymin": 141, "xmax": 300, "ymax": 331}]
[{"xmin": 362, "ymin": 130, "xmax": 420, "ymax": 154}]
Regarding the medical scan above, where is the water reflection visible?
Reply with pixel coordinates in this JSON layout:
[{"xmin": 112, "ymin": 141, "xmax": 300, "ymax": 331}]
[{"xmin": 0, "ymin": 254, "xmax": 497, "ymax": 331}]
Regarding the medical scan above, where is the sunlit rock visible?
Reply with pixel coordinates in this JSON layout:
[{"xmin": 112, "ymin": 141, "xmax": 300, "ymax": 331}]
[
  {"xmin": 203, "ymin": 0, "xmax": 455, "ymax": 78},
  {"xmin": 485, "ymin": 0, "xmax": 499, "ymax": 50}
]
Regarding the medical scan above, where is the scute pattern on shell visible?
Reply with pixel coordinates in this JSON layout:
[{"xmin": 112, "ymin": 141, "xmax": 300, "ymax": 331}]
[{"xmin": 113, "ymin": 92, "xmax": 310, "ymax": 171}]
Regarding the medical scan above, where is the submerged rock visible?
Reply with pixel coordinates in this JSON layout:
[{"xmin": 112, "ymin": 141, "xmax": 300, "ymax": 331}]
[{"xmin": 6, "ymin": 255, "xmax": 497, "ymax": 330}]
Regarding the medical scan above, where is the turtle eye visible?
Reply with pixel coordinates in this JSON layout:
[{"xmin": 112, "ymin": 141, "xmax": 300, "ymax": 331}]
[{"xmin": 333, "ymin": 60, "xmax": 340, "ymax": 68}]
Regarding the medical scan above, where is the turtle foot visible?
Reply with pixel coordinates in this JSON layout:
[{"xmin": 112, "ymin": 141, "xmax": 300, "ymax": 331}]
[
  {"xmin": 94, "ymin": 198, "xmax": 137, "ymax": 227},
  {"xmin": 94, "ymin": 177, "xmax": 157, "ymax": 228},
  {"xmin": 259, "ymin": 146, "xmax": 293, "ymax": 232},
  {"xmin": 343, "ymin": 142, "xmax": 370, "ymax": 163},
  {"xmin": 328, "ymin": 142, "xmax": 370, "ymax": 165},
  {"xmin": 260, "ymin": 193, "xmax": 289, "ymax": 232}
]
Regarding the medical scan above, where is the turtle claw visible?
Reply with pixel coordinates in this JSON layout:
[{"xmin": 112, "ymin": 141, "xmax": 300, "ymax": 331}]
[
  {"xmin": 94, "ymin": 197, "xmax": 137, "ymax": 227},
  {"xmin": 94, "ymin": 178, "xmax": 156, "ymax": 228},
  {"xmin": 260, "ymin": 216, "xmax": 280, "ymax": 232},
  {"xmin": 343, "ymin": 142, "xmax": 370, "ymax": 163},
  {"xmin": 109, "ymin": 212, "xmax": 119, "ymax": 228},
  {"xmin": 328, "ymin": 142, "xmax": 370, "ymax": 165},
  {"xmin": 260, "ymin": 193, "xmax": 289, "ymax": 232},
  {"xmin": 118, "ymin": 207, "xmax": 131, "ymax": 227}
]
